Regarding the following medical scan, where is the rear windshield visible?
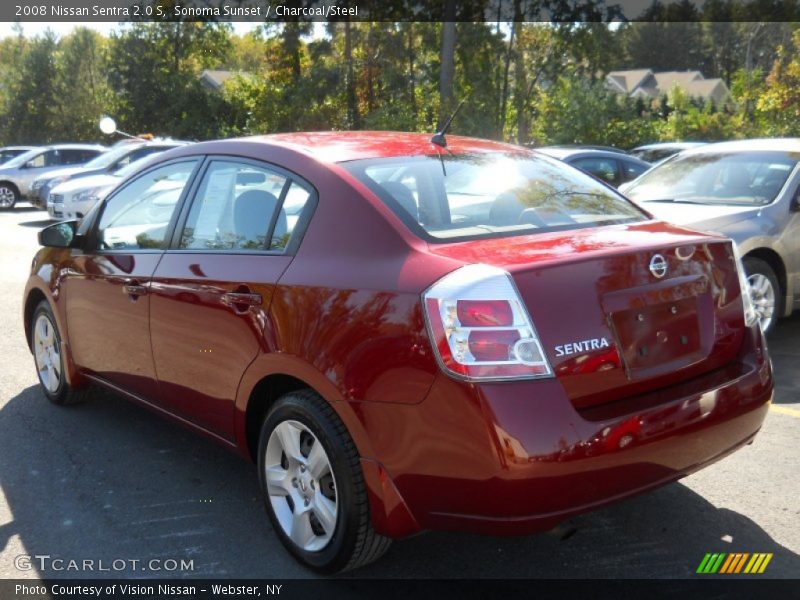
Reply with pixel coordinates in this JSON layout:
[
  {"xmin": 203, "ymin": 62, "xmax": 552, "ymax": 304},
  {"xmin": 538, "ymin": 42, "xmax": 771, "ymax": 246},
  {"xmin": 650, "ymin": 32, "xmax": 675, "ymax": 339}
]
[{"xmin": 342, "ymin": 153, "xmax": 646, "ymax": 242}]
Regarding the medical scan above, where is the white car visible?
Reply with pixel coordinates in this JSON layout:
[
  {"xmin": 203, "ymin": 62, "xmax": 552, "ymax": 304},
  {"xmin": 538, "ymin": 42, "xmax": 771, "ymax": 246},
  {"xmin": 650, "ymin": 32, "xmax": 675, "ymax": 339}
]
[{"xmin": 48, "ymin": 153, "xmax": 166, "ymax": 220}]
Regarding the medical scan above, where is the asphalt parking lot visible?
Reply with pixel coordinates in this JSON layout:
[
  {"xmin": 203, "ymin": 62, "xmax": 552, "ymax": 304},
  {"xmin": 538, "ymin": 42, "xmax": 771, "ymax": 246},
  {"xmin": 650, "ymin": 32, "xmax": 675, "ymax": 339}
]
[{"xmin": 0, "ymin": 205, "xmax": 797, "ymax": 580}]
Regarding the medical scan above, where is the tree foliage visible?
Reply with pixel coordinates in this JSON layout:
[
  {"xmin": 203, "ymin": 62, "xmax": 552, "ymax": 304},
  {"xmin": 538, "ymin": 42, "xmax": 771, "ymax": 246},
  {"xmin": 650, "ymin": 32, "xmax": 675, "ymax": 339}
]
[{"xmin": 0, "ymin": 12, "xmax": 798, "ymax": 149}]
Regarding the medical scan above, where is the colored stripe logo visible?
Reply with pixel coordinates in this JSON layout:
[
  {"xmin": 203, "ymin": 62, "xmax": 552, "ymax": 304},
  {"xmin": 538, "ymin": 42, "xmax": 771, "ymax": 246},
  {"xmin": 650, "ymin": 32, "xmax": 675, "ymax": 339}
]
[{"xmin": 697, "ymin": 553, "xmax": 773, "ymax": 574}]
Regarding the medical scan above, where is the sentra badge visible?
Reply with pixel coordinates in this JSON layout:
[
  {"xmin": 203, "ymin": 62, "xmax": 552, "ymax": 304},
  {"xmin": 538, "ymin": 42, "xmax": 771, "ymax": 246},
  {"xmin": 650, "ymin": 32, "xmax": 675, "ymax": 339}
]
[{"xmin": 555, "ymin": 337, "xmax": 610, "ymax": 357}]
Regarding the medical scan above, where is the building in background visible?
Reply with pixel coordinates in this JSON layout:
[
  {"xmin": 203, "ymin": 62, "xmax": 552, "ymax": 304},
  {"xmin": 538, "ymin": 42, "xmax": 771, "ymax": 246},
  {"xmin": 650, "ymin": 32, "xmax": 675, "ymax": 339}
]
[{"xmin": 606, "ymin": 69, "xmax": 732, "ymax": 107}]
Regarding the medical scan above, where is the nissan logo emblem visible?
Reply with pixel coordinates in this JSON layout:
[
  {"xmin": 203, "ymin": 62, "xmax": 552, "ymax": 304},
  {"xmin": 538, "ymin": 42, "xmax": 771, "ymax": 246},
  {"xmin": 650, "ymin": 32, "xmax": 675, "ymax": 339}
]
[{"xmin": 649, "ymin": 254, "xmax": 668, "ymax": 278}]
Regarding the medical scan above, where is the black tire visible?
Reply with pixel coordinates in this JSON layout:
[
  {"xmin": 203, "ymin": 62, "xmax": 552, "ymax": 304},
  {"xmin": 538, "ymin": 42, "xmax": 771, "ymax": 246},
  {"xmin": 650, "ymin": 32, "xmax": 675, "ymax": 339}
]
[
  {"xmin": 742, "ymin": 256, "xmax": 782, "ymax": 335},
  {"xmin": 30, "ymin": 300, "xmax": 92, "ymax": 406},
  {"xmin": 257, "ymin": 389, "xmax": 391, "ymax": 573},
  {"xmin": 0, "ymin": 182, "xmax": 19, "ymax": 210}
]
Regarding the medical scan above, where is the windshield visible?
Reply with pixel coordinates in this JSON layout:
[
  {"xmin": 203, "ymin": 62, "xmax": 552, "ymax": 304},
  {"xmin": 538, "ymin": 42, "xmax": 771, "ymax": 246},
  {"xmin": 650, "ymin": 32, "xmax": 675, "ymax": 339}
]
[
  {"xmin": 0, "ymin": 149, "xmax": 29, "ymax": 164},
  {"xmin": 113, "ymin": 152, "xmax": 165, "ymax": 177},
  {"xmin": 82, "ymin": 145, "xmax": 135, "ymax": 169},
  {"xmin": 2, "ymin": 148, "xmax": 43, "ymax": 169},
  {"xmin": 625, "ymin": 151, "xmax": 800, "ymax": 206},
  {"xmin": 343, "ymin": 153, "xmax": 646, "ymax": 241}
]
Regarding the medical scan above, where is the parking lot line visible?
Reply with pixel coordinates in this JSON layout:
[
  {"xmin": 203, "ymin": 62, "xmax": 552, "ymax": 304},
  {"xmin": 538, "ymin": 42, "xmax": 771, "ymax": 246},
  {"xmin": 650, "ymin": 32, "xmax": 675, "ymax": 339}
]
[{"xmin": 770, "ymin": 404, "xmax": 800, "ymax": 419}]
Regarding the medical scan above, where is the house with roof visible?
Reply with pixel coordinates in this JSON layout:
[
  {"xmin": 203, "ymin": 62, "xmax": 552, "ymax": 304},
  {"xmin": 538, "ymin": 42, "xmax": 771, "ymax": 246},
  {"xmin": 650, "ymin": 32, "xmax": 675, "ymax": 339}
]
[
  {"xmin": 606, "ymin": 69, "xmax": 732, "ymax": 106},
  {"xmin": 199, "ymin": 69, "xmax": 250, "ymax": 92}
]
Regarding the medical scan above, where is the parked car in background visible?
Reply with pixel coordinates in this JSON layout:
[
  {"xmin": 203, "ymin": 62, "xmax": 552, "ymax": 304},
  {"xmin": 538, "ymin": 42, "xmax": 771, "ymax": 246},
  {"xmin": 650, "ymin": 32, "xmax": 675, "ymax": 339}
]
[
  {"xmin": 0, "ymin": 146, "xmax": 36, "ymax": 166},
  {"xmin": 0, "ymin": 144, "xmax": 106, "ymax": 210},
  {"xmin": 30, "ymin": 140, "xmax": 188, "ymax": 209},
  {"xmin": 623, "ymin": 139, "xmax": 800, "ymax": 334},
  {"xmin": 630, "ymin": 142, "xmax": 706, "ymax": 165},
  {"xmin": 47, "ymin": 152, "xmax": 169, "ymax": 220},
  {"xmin": 536, "ymin": 147, "xmax": 651, "ymax": 188},
  {"xmin": 25, "ymin": 132, "xmax": 771, "ymax": 572}
]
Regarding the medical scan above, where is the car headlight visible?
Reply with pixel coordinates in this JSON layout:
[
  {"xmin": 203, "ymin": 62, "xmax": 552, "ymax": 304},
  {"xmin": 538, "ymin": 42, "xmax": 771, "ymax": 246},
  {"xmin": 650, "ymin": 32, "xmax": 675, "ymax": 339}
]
[
  {"xmin": 74, "ymin": 187, "xmax": 101, "ymax": 203},
  {"xmin": 731, "ymin": 242, "xmax": 759, "ymax": 328},
  {"xmin": 75, "ymin": 185, "xmax": 112, "ymax": 204}
]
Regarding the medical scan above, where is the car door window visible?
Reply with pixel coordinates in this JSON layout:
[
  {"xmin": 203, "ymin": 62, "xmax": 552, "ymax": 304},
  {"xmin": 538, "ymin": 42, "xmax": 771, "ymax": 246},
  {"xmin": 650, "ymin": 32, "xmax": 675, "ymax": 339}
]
[
  {"xmin": 572, "ymin": 157, "xmax": 621, "ymax": 186},
  {"xmin": 95, "ymin": 160, "xmax": 198, "ymax": 251},
  {"xmin": 622, "ymin": 160, "xmax": 648, "ymax": 182},
  {"xmin": 180, "ymin": 160, "xmax": 312, "ymax": 252},
  {"xmin": 60, "ymin": 149, "xmax": 94, "ymax": 165},
  {"xmin": 27, "ymin": 150, "xmax": 57, "ymax": 168}
]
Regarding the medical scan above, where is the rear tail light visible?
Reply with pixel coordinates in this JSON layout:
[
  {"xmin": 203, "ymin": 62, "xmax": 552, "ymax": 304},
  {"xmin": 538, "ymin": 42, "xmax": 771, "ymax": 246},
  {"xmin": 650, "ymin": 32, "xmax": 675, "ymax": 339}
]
[
  {"xmin": 731, "ymin": 242, "xmax": 759, "ymax": 328},
  {"xmin": 423, "ymin": 264, "xmax": 553, "ymax": 381}
]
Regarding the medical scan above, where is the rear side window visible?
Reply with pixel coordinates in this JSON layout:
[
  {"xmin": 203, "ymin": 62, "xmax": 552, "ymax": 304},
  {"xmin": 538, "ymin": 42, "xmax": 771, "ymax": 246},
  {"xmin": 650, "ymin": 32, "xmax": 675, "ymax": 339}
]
[
  {"xmin": 180, "ymin": 160, "xmax": 312, "ymax": 252},
  {"xmin": 343, "ymin": 153, "xmax": 645, "ymax": 242}
]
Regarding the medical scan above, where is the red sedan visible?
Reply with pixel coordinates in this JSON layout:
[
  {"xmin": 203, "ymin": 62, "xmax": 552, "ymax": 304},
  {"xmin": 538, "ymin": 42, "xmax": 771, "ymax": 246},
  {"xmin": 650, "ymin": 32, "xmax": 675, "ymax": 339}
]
[{"xmin": 23, "ymin": 132, "xmax": 773, "ymax": 573}]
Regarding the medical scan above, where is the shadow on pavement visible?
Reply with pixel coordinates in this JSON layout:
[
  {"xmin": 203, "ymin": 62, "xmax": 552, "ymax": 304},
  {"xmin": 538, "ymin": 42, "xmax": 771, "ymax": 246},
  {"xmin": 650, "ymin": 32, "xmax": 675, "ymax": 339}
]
[
  {"xmin": 0, "ymin": 384, "xmax": 798, "ymax": 579},
  {"xmin": 767, "ymin": 312, "xmax": 800, "ymax": 405},
  {"xmin": 17, "ymin": 218, "xmax": 55, "ymax": 228}
]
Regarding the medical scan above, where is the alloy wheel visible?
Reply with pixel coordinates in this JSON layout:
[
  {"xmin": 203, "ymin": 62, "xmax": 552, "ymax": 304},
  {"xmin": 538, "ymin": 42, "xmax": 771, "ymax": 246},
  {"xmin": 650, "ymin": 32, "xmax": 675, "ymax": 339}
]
[
  {"xmin": 34, "ymin": 314, "xmax": 62, "ymax": 393},
  {"xmin": 0, "ymin": 186, "xmax": 15, "ymax": 208},
  {"xmin": 264, "ymin": 419, "xmax": 338, "ymax": 552},
  {"xmin": 748, "ymin": 272, "xmax": 776, "ymax": 332}
]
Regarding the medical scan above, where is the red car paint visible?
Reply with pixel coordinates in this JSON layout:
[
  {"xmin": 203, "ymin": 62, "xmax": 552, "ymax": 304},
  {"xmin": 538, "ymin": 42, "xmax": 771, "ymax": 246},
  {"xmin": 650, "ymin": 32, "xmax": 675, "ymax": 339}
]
[{"xmin": 23, "ymin": 132, "xmax": 772, "ymax": 539}]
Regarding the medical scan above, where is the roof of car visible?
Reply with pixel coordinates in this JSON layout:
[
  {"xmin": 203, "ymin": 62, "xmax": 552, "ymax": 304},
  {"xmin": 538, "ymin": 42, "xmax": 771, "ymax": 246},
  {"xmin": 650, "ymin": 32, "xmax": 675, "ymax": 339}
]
[
  {"xmin": 679, "ymin": 138, "xmax": 800, "ymax": 155},
  {"xmin": 535, "ymin": 144, "xmax": 628, "ymax": 156},
  {"xmin": 41, "ymin": 143, "xmax": 107, "ymax": 151},
  {"xmin": 632, "ymin": 142, "xmax": 706, "ymax": 151},
  {"xmin": 536, "ymin": 147, "xmax": 645, "ymax": 163},
  {"xmin": 239, "ymin": 131, "xmax": 528, "ymax": 163},
  {"xmin": 0, "ymin": 145, "xmax": 36, "ymax": 151}
]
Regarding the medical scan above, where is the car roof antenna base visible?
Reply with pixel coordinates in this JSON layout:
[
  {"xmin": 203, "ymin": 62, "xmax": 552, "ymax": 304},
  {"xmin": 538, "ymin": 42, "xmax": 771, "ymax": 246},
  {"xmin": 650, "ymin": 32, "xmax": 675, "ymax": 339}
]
[{"xmin": 431, "ymin": 99, "xmax": 466, "ymax": 148}]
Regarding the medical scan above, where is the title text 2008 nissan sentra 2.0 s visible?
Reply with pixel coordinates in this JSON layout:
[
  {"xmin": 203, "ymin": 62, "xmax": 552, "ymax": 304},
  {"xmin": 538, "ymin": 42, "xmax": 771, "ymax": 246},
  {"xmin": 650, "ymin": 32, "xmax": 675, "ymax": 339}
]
[{"xmin": 24, "ymin": 132, "xmax": 773, "ymax": 573}]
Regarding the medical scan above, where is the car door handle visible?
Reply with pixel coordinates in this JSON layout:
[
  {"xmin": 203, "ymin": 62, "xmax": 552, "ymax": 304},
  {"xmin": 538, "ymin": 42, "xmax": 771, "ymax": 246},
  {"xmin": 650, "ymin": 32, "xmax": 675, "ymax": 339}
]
[
  {"xmin": 221, "ymin": 291, "xmax": 262, "ymax": 312},
  {"xmin": 122, "ymin": 281, "xmax": 147, "ymax": 297}
]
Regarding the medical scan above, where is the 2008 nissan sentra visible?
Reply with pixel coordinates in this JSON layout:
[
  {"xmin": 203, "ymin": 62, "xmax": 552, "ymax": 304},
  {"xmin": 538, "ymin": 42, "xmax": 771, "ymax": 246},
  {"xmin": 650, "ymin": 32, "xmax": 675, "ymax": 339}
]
[{"xmin": 23, "ymin": 132, "xmax": 773, "ymax": 573}]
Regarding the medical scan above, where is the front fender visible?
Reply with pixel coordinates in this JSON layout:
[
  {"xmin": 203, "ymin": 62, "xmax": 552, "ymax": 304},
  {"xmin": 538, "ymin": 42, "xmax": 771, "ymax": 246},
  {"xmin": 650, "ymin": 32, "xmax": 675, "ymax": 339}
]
[{"xmin": 23, "ymin": 260, "xmax": 84, "ymax": 389}]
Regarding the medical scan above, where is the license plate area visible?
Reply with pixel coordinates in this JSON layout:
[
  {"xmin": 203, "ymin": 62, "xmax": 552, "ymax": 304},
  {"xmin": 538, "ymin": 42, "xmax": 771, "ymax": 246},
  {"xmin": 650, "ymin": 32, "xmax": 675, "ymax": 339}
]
[{"xmin": 603, "ymin": 276, "xmax": 713, "ymax": 380}]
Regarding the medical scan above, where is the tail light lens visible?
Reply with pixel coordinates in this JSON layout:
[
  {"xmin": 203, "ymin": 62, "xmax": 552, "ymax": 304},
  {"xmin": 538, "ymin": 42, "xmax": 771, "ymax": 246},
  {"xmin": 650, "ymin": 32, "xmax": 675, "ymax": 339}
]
[
  {"xmin": 423, "ymin": 264, "xmax": 553, "ymax": 381},
  {"xmin": 731, "ymin": 242, "xmax": 759, "ymax": 328}
]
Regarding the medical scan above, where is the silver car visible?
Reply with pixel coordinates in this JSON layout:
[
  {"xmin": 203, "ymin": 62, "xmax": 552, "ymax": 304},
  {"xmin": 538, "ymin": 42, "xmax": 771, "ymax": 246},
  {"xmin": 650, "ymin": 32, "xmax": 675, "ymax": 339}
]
[
  {"xmin": 0, "ymin": 144, "xmax": 106, "ymax": 210},
  {"xmin": 47, "ymin": 152, "xmax": 168, "ymax": 220},
  {"xmin": 0, "ymin": 146, "xmax": 36, "ymax": 166},
  {"xmin": 30, "ymin": 140, "xmax": 187, "ymax": 209},
  {"xmin": 622, "ymin": 139, "xmax": 800, "ymax": 333}
]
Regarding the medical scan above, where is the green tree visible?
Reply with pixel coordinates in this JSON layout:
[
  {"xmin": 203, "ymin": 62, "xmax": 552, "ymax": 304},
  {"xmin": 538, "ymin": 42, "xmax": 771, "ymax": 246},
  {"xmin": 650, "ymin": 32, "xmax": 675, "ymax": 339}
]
[
  {"xmin": 55, "ymin": 28, "xmax": 113, "ymax": 141},
  {"xmin": 3, "ymin": 32, "xmax": 60, "ymax": 143},
  {"xmin": 755, "ymin": 30, "xmax": 800, "ymax": 136},
  {"xmin": 106, "ymin": 22, "xmax": 232, "ymax": 139}
]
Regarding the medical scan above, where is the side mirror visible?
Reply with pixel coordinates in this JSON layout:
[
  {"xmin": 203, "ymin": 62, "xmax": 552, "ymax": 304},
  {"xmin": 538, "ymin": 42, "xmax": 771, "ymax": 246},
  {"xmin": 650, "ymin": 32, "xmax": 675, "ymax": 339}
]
[
  {"xmin": 23, "ymin": 161, "xmax": 37, "ymax": 169},
  {"xmin": 39, "ymin": 220, "xmax": 80, "ymax": 248}
]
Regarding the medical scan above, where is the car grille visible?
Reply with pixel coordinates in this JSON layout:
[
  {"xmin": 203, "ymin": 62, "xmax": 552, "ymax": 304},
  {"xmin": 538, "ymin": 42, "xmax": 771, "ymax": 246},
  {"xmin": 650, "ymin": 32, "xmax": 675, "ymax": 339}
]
[{"xmin": 50, "ymin": 194, "xmax": 63, "ymax": 204}]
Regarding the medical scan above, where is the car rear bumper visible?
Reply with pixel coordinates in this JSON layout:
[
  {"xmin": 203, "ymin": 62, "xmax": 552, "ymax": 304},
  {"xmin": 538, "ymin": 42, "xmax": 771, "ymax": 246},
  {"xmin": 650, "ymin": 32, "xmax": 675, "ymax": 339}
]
[{"xmin": 358, "ymin": 324, "xmax": 772, "ymax": 537}]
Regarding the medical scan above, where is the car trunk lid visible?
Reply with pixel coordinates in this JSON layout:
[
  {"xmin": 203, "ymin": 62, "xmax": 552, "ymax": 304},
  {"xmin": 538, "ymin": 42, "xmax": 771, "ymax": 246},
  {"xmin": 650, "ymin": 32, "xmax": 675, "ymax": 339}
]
[{"xmin": 427, "ymin": 222, "xmax": 746, "ymax": 410}]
